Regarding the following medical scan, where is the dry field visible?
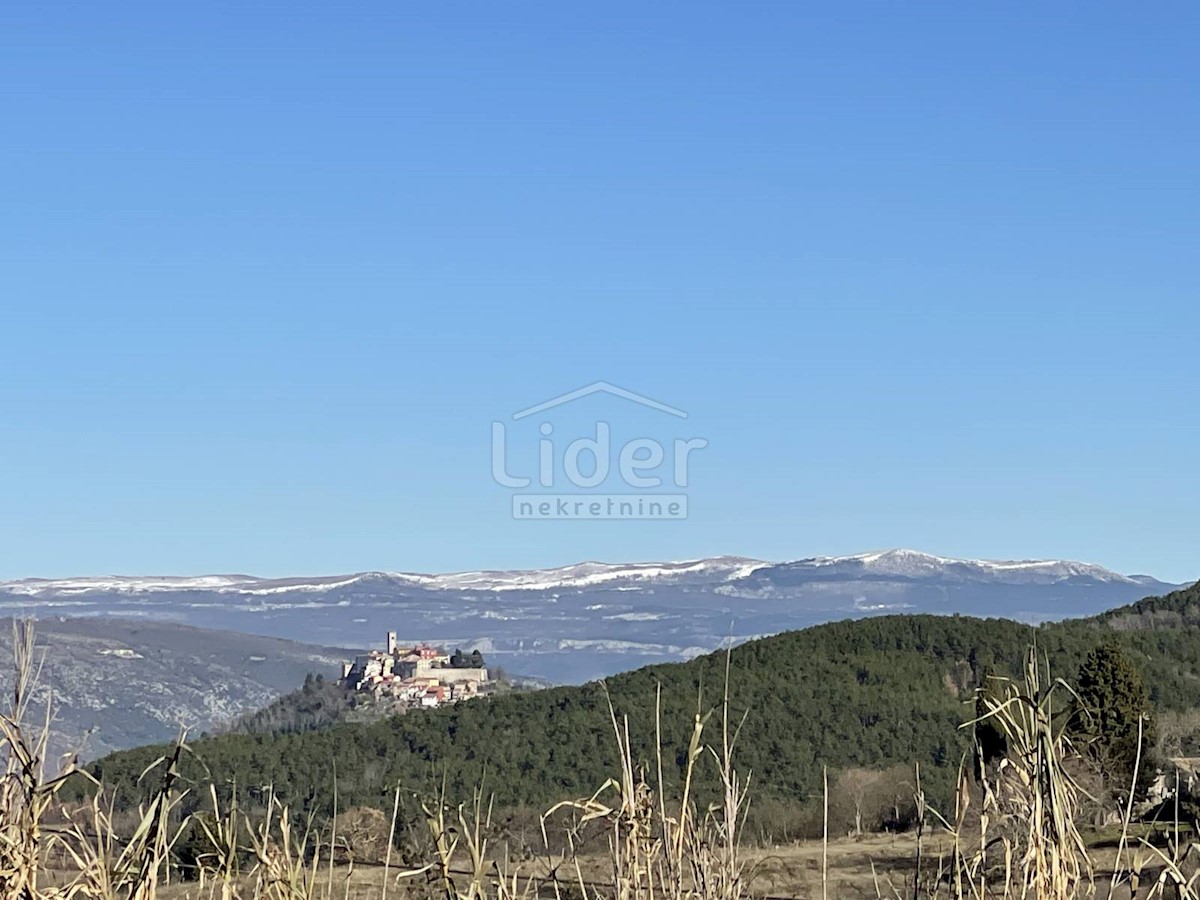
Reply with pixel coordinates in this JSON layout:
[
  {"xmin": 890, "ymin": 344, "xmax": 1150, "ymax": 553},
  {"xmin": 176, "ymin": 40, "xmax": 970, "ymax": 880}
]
[
  {"xmin": 130, "ymin": 835, "xmax": 943, "ymax": 900},
  {"xmin": 122, "ymin": 834, "xmax": 1159, "ymax": 900}
]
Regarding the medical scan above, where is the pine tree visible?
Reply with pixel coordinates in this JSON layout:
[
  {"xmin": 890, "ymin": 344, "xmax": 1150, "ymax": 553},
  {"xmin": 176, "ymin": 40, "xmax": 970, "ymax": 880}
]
[{"xmin": 1074, "ymin": 642, "xmax": 1156, "ymax": 802}]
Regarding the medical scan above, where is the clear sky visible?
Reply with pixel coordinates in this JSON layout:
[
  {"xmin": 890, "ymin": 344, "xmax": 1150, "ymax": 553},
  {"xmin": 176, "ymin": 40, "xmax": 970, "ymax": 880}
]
[{"xmin": 2, "ymin": 3, "xmax": 1197, "ymax": 583}]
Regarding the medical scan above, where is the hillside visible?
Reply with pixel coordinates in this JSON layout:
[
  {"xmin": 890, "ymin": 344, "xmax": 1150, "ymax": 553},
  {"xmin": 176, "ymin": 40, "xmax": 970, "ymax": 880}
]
[
  {"xmin": 0, "ymin": 618, "xmax": 348, "ymax": 759},
  {"xmin": 87, "ymin": 581, "xmax": 1200, "ymax": 822}
]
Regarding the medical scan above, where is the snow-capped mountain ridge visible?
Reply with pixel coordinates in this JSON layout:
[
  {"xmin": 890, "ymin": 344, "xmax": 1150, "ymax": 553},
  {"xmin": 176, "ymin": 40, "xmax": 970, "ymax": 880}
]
[
  {"xmin": 779, "ymin": 549, "xmax": 1142, "ymax": 584},
  {"xmin": 0, "ymin": 549, "xmax": 1151, "ymax": 595}
]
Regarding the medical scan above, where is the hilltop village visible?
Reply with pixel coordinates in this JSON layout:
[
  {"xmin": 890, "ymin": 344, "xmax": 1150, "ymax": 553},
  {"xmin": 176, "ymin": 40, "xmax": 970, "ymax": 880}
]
[{"xmin": 340, "ymin": 632, "xmax": 492, "ymax": 708}]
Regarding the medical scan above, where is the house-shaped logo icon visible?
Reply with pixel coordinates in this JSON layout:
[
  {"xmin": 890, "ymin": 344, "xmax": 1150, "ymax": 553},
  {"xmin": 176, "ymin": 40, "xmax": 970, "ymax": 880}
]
[{"xmin": 512, "ymin": 381, "xmax": 687, "ymax": 420}]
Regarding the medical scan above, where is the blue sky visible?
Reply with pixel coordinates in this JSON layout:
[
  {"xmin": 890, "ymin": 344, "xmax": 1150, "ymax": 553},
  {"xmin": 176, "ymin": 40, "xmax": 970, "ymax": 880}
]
[{"xmin": 2, "ymin": 3, "xmax": 1198, "ymax": 582}]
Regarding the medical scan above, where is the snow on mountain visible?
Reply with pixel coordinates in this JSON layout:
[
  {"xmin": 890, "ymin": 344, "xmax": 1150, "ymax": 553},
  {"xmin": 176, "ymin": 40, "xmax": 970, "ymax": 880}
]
[
  {"xmin": 414, "ymin": 556, "xmax": 767, "ymax": 592},
  {"xmin": 1, "ymin": 575, "xmax": 260, "ymax": 596},
  {"xmin": 763, "ymin": 549, "xmax": 1143, "ymax": 585},
  {"xmin": 0, "ymin": 550, "xmax": 1143, "ymax": 597},
  {"xmin": 0, "ymin": 558, "xmax": 767, "ymax": 597}
]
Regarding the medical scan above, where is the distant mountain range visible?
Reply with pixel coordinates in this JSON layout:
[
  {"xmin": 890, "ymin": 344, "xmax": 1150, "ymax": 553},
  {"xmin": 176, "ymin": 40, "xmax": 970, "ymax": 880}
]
[{"xmin": 2, "ymin": 550, "xmax": 1183, "ymax": 688}]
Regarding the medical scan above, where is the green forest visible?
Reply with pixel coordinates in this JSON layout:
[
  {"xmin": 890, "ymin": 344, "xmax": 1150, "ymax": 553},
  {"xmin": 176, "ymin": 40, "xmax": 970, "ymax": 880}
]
[{"xmin": 86, "ymin": 581, "xmax": 1200, "ymax": 829}]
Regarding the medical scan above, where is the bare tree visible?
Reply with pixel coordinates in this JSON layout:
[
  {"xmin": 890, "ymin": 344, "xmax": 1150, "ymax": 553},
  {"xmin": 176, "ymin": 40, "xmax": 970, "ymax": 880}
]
[{"xmin": 831, "ymin": 766, "xmax": 912, "ymax": 836}]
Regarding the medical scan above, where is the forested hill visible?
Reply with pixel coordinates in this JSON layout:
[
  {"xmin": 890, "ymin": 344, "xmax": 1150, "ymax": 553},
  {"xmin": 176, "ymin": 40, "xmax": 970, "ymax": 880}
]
[{"xmin": 88, "ymin": 581, "xmax": 1200, "ymax": 819}]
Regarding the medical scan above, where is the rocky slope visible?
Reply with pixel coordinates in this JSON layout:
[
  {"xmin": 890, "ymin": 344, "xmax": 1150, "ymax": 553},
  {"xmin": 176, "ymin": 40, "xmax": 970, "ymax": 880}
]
[{"xmin": 0, "ymin": 618, "xmax": 346, "ymax": 760}]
